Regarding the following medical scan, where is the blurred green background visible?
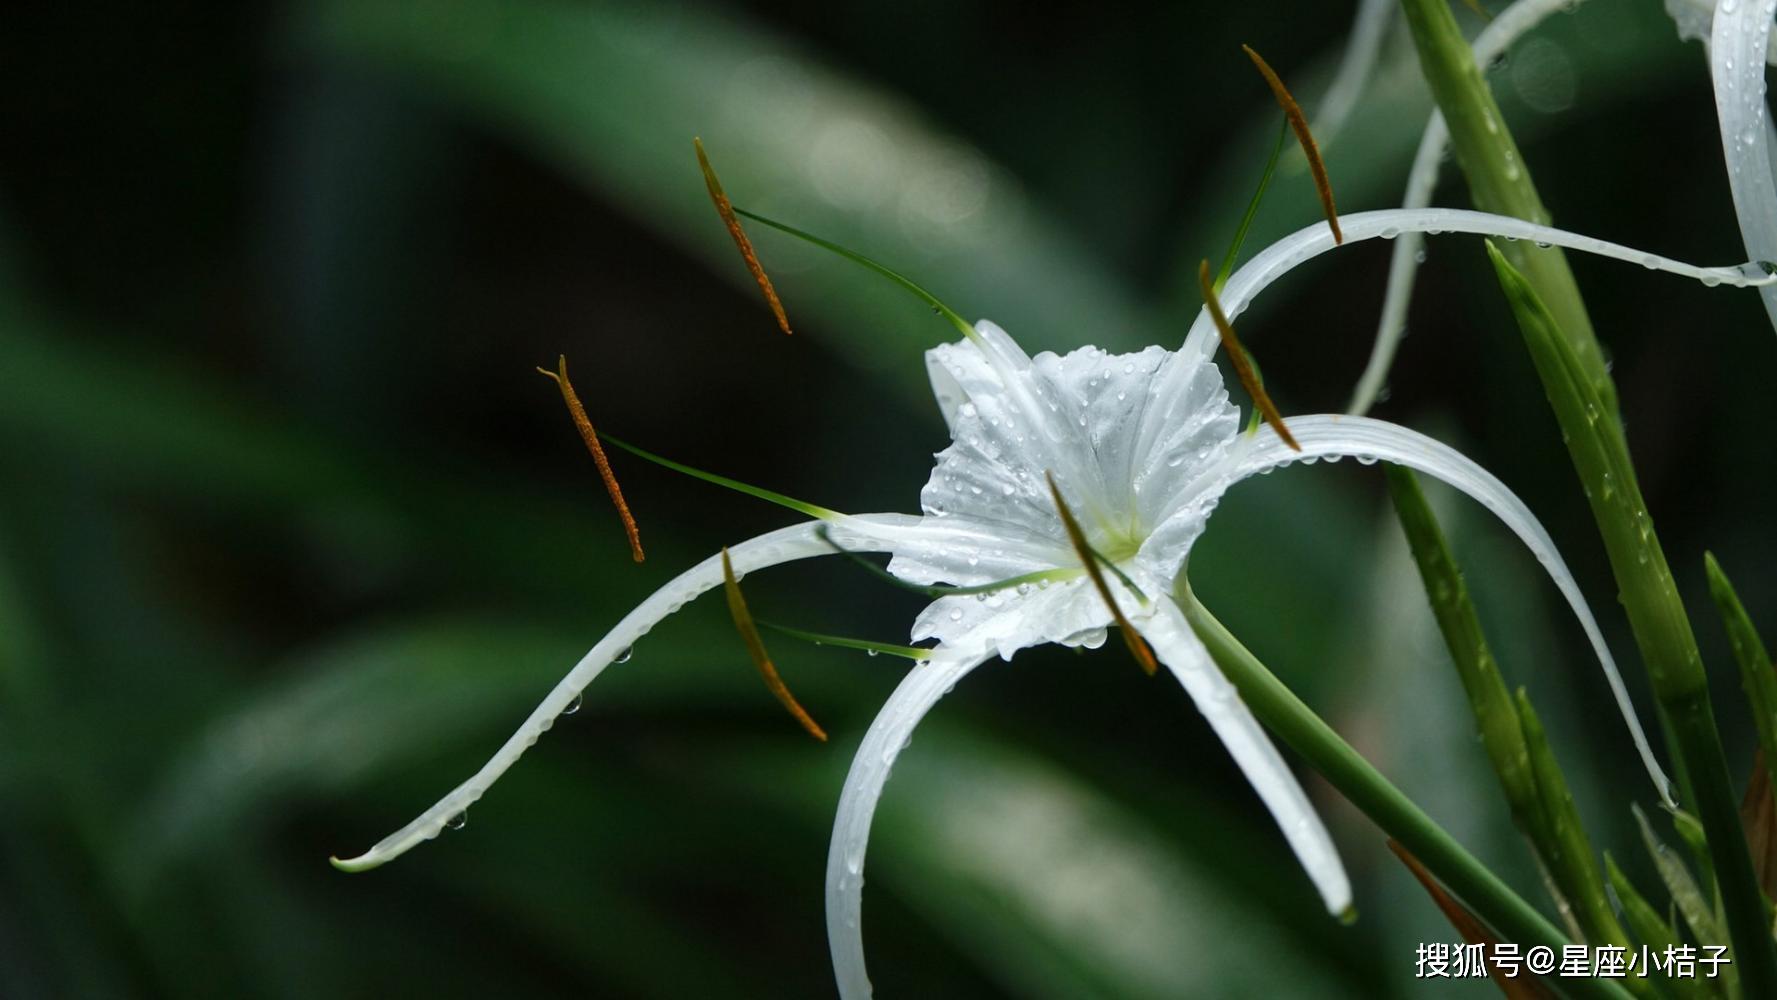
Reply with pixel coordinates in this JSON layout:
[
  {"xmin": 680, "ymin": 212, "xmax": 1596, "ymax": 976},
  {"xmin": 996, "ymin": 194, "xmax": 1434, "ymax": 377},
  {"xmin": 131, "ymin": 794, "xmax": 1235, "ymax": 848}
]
[{"xmin": 4, "ymin": 1, "xmax": 1776, "ymax": 996}]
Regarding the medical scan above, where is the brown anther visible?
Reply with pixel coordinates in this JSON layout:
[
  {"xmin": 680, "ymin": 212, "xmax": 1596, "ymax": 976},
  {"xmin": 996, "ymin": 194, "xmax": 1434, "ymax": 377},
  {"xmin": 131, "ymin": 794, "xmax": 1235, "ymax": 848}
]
[
  {"xmin": 695, "ymin": 137, "xmax": 792, "ymax": 335},
  {"xmin": 1045, "ymin": 472, "xmax": 1158, "ymax": 677},
  {"xmin": 722, "ymin": 548, "xmax": 827, "ymax": 741},
  {"xmin": 537, "ymin": 356, "xmax": 645, "ymax": 562},
  {"xmin": 1242, "ymin": 45, "xmax": 1343, "ymax": 245},
  {"xmin": 1198, "ymin": 261, "xmax": 1299, "ymax": 451}
]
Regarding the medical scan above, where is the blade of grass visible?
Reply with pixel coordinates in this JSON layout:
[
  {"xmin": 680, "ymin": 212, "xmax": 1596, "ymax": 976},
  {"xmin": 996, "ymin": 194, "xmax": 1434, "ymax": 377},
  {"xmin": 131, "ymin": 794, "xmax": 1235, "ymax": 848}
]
[{"xmin": 1605, "ymin": 855, "xmax": 1715, "ymax": 1000}]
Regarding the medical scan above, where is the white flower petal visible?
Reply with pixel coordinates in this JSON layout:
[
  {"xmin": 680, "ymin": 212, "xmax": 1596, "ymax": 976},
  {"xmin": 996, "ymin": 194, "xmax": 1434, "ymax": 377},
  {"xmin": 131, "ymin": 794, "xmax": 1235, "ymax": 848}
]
[
  {"xmin": 912, "ymin": 576, "xmax": 1111, "ymax": 661},
  {"xmin": 1223, "ymin": 414, "xmax": 1675, "ymax": 805},
  {"xmin": 826, "ymin": 647, "xmax": 997, "ymax": 1000},
  {"xmin": 1176, "ymin": 207, "xmax": 1774, "ymax": 369},
  {"xmin": 1312, "ymin": 0, "xmax": 1395, "ymax": 148},
  {"xmin": 922, "ymin": 325, "xmax": 1184, "ymax": 538},
  {"xmin": 1349, "ymin": 0, "xmax": 1590, "ymax": 415},
  {"xmin": 330, "ymin": 516, "xmax": 910, "ymax": 872},
  {"xmin": 1137, "ymin": 597, "xmax": 1351, "ymax": 915},
  {"xmin": 1710, "ymin": 0, "xmax": 1777, "ymax": 336},
  {"xmin": 1667, "ymin": 0, "xmax": 1777, "ymax": 57},
  {"xmin": 829, "ymin": 514, "xmax": 1064, "ymax": 589}
]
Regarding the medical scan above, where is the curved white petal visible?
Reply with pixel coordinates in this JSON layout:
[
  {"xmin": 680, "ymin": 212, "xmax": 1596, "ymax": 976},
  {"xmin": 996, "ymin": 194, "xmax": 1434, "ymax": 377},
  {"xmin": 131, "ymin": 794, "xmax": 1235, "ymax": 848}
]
[
  {"xmin": 826, "ymin": 646, "xmax": 997, "ymax": 1000},
  {"xmin": 1176, "ymin": 207, "xmax": 1774, "ymax": 368},
  {"xmin": 331, "ymin": 515, "xmax": 917, "ymax": 872},
  {"xmin": 1218, "ymin": 414, "xmax": 1675, "ymax": 805},
  {"xmin": 1668, "ymin": 0, "xmax": 1777, "ymax": 59},
  {"xmin": 1349, "ymin": 0, "xmax": 1590, "ymax": 415},
  {"xmin": 1138, "ymin": 597, "xmax": 1351, "ymax": 915},
  {"xmin": 1312, "ymin": 0, "xmax": 1396, "ymax": 149},
  {"xmin": 1711, "ymin": 0, "xmax": 1777, "ymax": 337}
]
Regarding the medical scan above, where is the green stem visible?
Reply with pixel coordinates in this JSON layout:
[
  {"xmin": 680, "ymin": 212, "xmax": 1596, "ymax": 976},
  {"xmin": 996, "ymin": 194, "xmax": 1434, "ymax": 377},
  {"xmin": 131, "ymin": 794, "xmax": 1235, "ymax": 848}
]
[
  {"xmin": 1178, "ymin": 586, "xmax": 1632, "ymax": 1000},
  {"xmin": 1488, "ymin": 244, "xmax": 1777, "ymax": 992},
  {"xmin": 1396, "ymin": 0, "xmax": 1615, "ymax": 416},
  {"xmin": 1385, "ymin": 466, "xmax": 1645, "ymax": 993}
]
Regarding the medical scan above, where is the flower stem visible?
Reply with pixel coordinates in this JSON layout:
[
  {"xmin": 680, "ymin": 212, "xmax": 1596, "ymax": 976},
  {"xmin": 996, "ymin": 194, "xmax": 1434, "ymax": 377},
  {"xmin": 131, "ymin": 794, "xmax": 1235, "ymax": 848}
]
[
  {"xmin": 1178, "ymin": 586, "xmax": 1632, "ymax": 1000},
  {"xmin": 1384, "ymin": 466, "xmax": 1645, "ymax": 994},
  {"xmin": 1488, "ymin": 244, "xmax": 1777, "ymax": 992},
  {"xmin": 1396, "ymin": 0, "xmax": 1615, "ymax": 416}
]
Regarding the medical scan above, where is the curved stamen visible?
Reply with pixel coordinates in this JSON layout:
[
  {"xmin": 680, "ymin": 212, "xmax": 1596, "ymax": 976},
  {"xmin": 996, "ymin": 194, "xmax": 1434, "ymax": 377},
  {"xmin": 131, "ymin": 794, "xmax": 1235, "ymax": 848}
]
[
  {"xmin": 756, "ymin": 620, "xmax": 931, "ymax": 661},
  {"xmin": 723, "ymin": 547, "xmax": 827, "ymax": 740},
  {"xmin": 731, "ymin": 207, "xmax": 978, "ymax": 344},
  {"xmin": 598, "ymin": 431, "xmax": 843, "ymax": 522},
  {"xmin": 1199, "ymin": 260, "xmax": 1299, "ymax": 451},
  {"xmin": 1215, "ymin": 119, "xmax": 1289, "ymax": 293},
  {"xmin": 696, "ymin": 138, "xmax": 792, "ymax": 336},
  {"xmin": 538, "ymin": 357, "xmax": 645, "ymax": 562},
  {"xmin": 1244, "ymin": 45, "xmax": 1343, "ymax": 244},
  {"xmin": 1048, "ymin": 472, "xmax": 1158, "ymax": 676},
  {"xmin": 330, "ymin": 515, "xmax": 921, "ymax": 872},
  {"xmin": 1217, "ymin": 413, "xmax": 1675, "ymax": 805}
]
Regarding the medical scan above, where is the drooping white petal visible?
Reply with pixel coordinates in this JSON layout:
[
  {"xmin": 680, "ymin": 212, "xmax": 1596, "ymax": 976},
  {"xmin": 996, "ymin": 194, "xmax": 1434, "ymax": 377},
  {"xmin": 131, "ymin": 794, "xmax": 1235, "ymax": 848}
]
[
  {"xmin": 826, "ymin": 646, "xmax": 997, "ymax": 1000},
  {"xmin": 1349, "ymin": 0, "xmax": 1591, "ymax": 415},
  {"xmin": 331, "ymin": 515, "xmax": 913, "ymax": 872},
  {"xmin": 1710, "ymin": 0, "xmax": 1777, "ymax": 337},
  {"xmin": 1138, "ymin": 597, "xmax": 1351, "ymax": 914},
  {"xmin": 1311, "ymin": 0, "xmax": 1396, "ymax": 149},
  {"xmin": 1216, "ymin": 414, "xmax": 1675, "ymax": 805},
  {"xmin": 1667, "ymin": 0, "xmax": 1777, "ymax": 58}
]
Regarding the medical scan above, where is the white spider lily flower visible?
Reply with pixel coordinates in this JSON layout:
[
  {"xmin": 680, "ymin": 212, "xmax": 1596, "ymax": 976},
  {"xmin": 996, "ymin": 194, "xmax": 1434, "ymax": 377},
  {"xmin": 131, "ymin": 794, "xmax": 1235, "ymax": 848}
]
[{"xmin": 328, "ymin": 202, "xmax": 1742, "ymax": 996}]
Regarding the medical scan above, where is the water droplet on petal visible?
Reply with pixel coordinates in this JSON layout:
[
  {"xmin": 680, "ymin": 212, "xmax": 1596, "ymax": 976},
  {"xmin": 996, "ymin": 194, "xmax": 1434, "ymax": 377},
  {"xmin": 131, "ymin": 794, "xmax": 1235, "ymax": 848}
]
[
  {"xmin": 562, "ymin": 693, "xmax": 583, "ymax": 716},
  {"xmin": 614, "ymin": 646, "xmax": 634, "ymax": 664},
  {"xmin": 446, "ymin": 811, "xmax": 468, "ymax": 831}
]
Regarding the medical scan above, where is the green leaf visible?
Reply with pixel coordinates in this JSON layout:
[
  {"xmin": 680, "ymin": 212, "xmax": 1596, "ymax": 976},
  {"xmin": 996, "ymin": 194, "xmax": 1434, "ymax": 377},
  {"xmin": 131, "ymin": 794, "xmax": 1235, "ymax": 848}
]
[
  {"xmin": 1705, "ymin": 552, "xmax": 1777, "ymax": 805},
  {"xmin": 1489, "ymin": 240, "xmax": 1775, "ymax": 989},
  {"xmin": 1605, "ymin": 854, "xmax": 1715, "ymax": 1000}
]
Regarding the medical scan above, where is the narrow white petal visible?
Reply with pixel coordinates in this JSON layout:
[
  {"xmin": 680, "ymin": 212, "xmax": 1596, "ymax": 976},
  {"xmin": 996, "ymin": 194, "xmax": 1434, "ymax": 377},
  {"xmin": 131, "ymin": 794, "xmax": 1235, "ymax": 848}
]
[
  {"xmin": 1711, "ymin": 0, "xmax": 1777, "ymax": 336},
  {"xmin": 1177, "ymin": 207, "xmax": 1774, "ymax": 367},
  {"xmin": 1667, "ymin": 0, "xmax": 1777, "ymax": 60},
  {"xmin": 1225, "ymin": 414, "xmax": 1675, "ymax": 804},
  {"xmin": 331, "ymin": 515, "xmax": 914, "ymax": 872},
  {"xmin": 827, "ymin": 648, "xmax": 993, "ymax": 1000},
  {"xmin": 1312, "ymin": 0, "xmax": 1396, "ymax": 148},
  {"xmin": 1139, "ymin": 597, "xmax": 1352, "ymax": 915},
  {"xmin": 1348, "ymin": 0, "xmax": 1591, "ymax": 415}
]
